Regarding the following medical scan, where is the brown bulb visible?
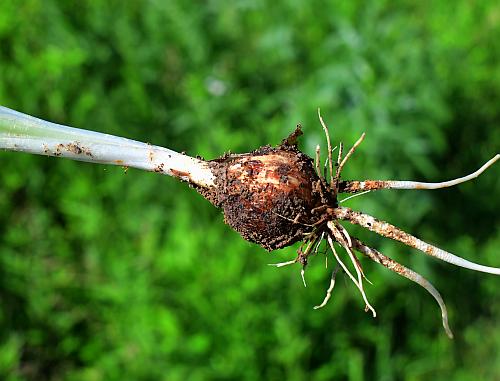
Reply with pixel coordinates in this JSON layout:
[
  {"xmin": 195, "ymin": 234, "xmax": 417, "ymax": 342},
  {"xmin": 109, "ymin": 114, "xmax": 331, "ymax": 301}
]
[{"xmin": 205, "ymin": 141, "xmax": 333, "ymax": 251}]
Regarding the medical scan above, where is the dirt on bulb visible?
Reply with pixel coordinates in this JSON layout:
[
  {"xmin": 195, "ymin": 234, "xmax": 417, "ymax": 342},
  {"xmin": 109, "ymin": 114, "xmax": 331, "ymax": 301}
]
[{"xmin": 199, "ymin": 128, "xmax": 336, "ymax": 251}]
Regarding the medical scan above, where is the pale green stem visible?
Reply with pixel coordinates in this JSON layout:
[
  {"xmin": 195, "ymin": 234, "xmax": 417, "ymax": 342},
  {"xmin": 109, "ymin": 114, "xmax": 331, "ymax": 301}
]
[{"xmin": 0, "ymin": 106, "xmax": 215, "ymax": 187}]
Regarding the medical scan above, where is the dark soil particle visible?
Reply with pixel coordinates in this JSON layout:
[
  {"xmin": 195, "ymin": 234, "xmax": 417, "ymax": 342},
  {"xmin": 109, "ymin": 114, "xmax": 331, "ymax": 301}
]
[{"xmin": 197, "ymin": 133, "xmax": 336, "ymax": 251}]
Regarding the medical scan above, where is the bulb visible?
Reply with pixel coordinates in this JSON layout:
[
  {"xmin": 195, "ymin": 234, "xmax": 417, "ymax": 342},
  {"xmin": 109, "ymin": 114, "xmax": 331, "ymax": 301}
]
[{"xmin": 206, "ymin": 144, "xmax": 333, "ymax": 251}]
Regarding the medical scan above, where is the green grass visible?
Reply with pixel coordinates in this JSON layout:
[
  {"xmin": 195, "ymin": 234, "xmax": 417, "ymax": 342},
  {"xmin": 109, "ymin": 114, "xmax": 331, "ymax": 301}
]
[{"xmin": 0, "ymin": 1, "xmax": 499, "ymax": 380}]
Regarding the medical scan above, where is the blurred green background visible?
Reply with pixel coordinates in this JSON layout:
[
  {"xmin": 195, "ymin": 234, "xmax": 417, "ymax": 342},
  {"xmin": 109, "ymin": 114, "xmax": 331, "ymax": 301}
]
[{"xmin": 1, "ymin": 1, "xmax": 499, "ymax": 380}]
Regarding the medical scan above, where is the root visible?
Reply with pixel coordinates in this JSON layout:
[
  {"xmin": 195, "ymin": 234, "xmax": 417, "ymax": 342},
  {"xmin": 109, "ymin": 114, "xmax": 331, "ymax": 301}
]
[
  {"xmin": 298, "ymin": 234, "xmax": 325, "ymax": 287},
  {"xmin": 272, "ymin": 211, "xmax": 314, "ymax": 227},
  {"xmin": 327, "ymin": 222, "xmax": 377, "ymax": 317},
  {"xmin": 323, "ymin": 145, "xmax": 338, "ymax": 180},
  {"xmin": 333, "ymin": 206, "xmax": 500, "ymax": 275},
  {"xmin": 268, "ymin": 259, "xmax": 297, "ymax": 267},
  {"xmin": 314, "ymin": 266, "xmax": 340, "ymax": 310},
  {"xmin": 337, "ymin": 132, "xmax": 366, "ymax": 178},
  {"xmin": 314, "ymin": 231, "xmax": 325, "ymax": 254},
  {"xmin": 334, "ymin": 142, "xmax": 344, "ymax": 188},
  {"xmin": 269, "ymin": 233, "xmax": 322, "ymax": 288},
  {"xmin": 333, "ymin": 221, "xmax": 352, "ymax": 249},
  {"xmin": 332, "ymin": 221, "xmax": 371, "ymax": 284},
  {"xmin": 317, "ymin": 108, "xmax": 334, "ymax": 185},
  {"xmin": 267, "ymin": 120, "xmax": 497, "ymax": 335},
  {"xmin": 330, "ymin": 219, "xmax": 374, "ymax": 296},
  {"xmin": 339, "ymin": 154, "xmax": 499, "ymax": 193},
  {"xmin": 315, "ymin": 144, "xmax": 321, "ymax": 177},
  {"xmin": 352, "ymin": 238, "xmax": 453, "ymax": 339},
  {"xmin": 339, "ymin": 190, "xmax": 371, "ymax": 204}
]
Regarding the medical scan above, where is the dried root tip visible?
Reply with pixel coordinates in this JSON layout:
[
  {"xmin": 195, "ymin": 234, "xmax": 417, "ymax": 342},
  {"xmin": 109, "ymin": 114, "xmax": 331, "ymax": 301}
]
[
  {"xmin": 352, "ymin": 238, "xmax": 453, "ymax": 339},
  {"xmin": 281, "ymin": 124, "xmax": 304, "ymax": 147},
  {"xmin": 339, "ymin": 154, "xmax": 499, "ymax": 193},
  {"xmin": 334, "ymin": 206, "xmax": 500, "ymax": 275}
]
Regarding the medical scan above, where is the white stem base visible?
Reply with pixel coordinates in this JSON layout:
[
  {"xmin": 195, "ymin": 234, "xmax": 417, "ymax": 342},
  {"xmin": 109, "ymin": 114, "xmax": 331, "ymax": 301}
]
[{"xmin": 0, "ymin": 106, "xmax": 215, "ymax": 188}]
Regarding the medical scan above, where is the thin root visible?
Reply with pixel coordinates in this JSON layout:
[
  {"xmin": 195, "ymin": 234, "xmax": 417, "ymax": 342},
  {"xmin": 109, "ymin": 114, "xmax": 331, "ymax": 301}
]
[
  {"xmin": 338, "ymin": 154, "xmax": 499, "ymax": 193},
  {"xmin": 337, "ymin": 132, "xmax": 366, "ymax": 177},
  {"xmin": 268, "ymin": 259, "xmax": 297, "ymax": 267},
  {"xmin": 314, "ymin": 266, "xmax": 340, "ymax": 309},
  {"xmin": 301, "ymin": 267, "xmax": 307, "ymax": 287},
  {"xmin": 332, "ymin": 221, "xmax": 372, "ymax": 284},
  {"xmin": 272, "ymin": 211, "xmax": 314, "ymax": 227},
  {"xmin": 340, "ymin": 190, "xmax": 371, "ymax": 204},
  {"xmin": 315, "ymin": 232, "xmax": 325, "ymax": 250},
  {"xmin": 331, "ymin": 221, "xmax": 375, "ymax": 308},
  {"xmin": 327, "ymin": 223, "xmax": 377, "ymax": 317},
  {"xmin": 334, "ymin": 142, "xmax": 344, "ymax": 185},
  {"xmin": 352, "ymin": 237, "xmax": 453, "ymax": 339},
  {"xmin": 317, "ymin": 108, "xmax": 334, "ymax": 185},
  {"xmin": 315, "ymin": 144, "xmax": 321, "ymax": 177}
]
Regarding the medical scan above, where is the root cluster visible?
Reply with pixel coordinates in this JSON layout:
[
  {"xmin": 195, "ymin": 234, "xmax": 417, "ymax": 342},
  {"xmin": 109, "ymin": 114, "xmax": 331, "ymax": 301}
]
[{"xmin": 208, "ymin": 109, "xmax": 499, "ymax": 339}]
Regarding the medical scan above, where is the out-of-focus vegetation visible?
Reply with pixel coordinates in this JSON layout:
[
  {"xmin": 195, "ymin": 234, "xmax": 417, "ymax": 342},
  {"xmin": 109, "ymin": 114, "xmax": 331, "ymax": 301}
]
[{"xmin": 1, "ymin": 1, "xmax": 499, "ymax": 380}]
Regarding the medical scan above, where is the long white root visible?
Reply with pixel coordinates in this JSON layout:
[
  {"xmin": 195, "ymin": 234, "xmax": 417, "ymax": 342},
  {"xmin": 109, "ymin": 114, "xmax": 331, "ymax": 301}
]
[
  {"xmin": 352, "ymin": 238, "xmax": 453, "ymax": 339},
  {"xmin": 339, "ymin": 155, "xmax": 499, "ymax": 193},
  {"xmin": 334, "ymin": 206, "xmax": 500, "ymax": 275}
]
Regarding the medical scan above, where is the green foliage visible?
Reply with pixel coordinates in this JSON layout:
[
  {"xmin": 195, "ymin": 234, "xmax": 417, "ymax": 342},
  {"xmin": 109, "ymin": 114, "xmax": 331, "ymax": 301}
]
[{"xmin": 1, "ymin": 1, "xmax": 499, "ymax": 380}]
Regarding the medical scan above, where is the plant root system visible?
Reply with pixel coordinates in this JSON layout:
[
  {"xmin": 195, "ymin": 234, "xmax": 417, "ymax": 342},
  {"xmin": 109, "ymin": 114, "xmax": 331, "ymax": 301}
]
[
  {"xmin": 203, "ymin": 109, "xmax": 499, "ymax": 339},
  {"xmin": 2, "ymin": 105, "xmax": 498, "ymax": 338}
]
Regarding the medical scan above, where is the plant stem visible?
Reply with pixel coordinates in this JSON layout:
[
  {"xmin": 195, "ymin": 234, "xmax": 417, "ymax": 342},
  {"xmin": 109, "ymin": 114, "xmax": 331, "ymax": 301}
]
[{"xmin": 0, "ymin": 106, "xmax": 215, "ymax": 188}]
